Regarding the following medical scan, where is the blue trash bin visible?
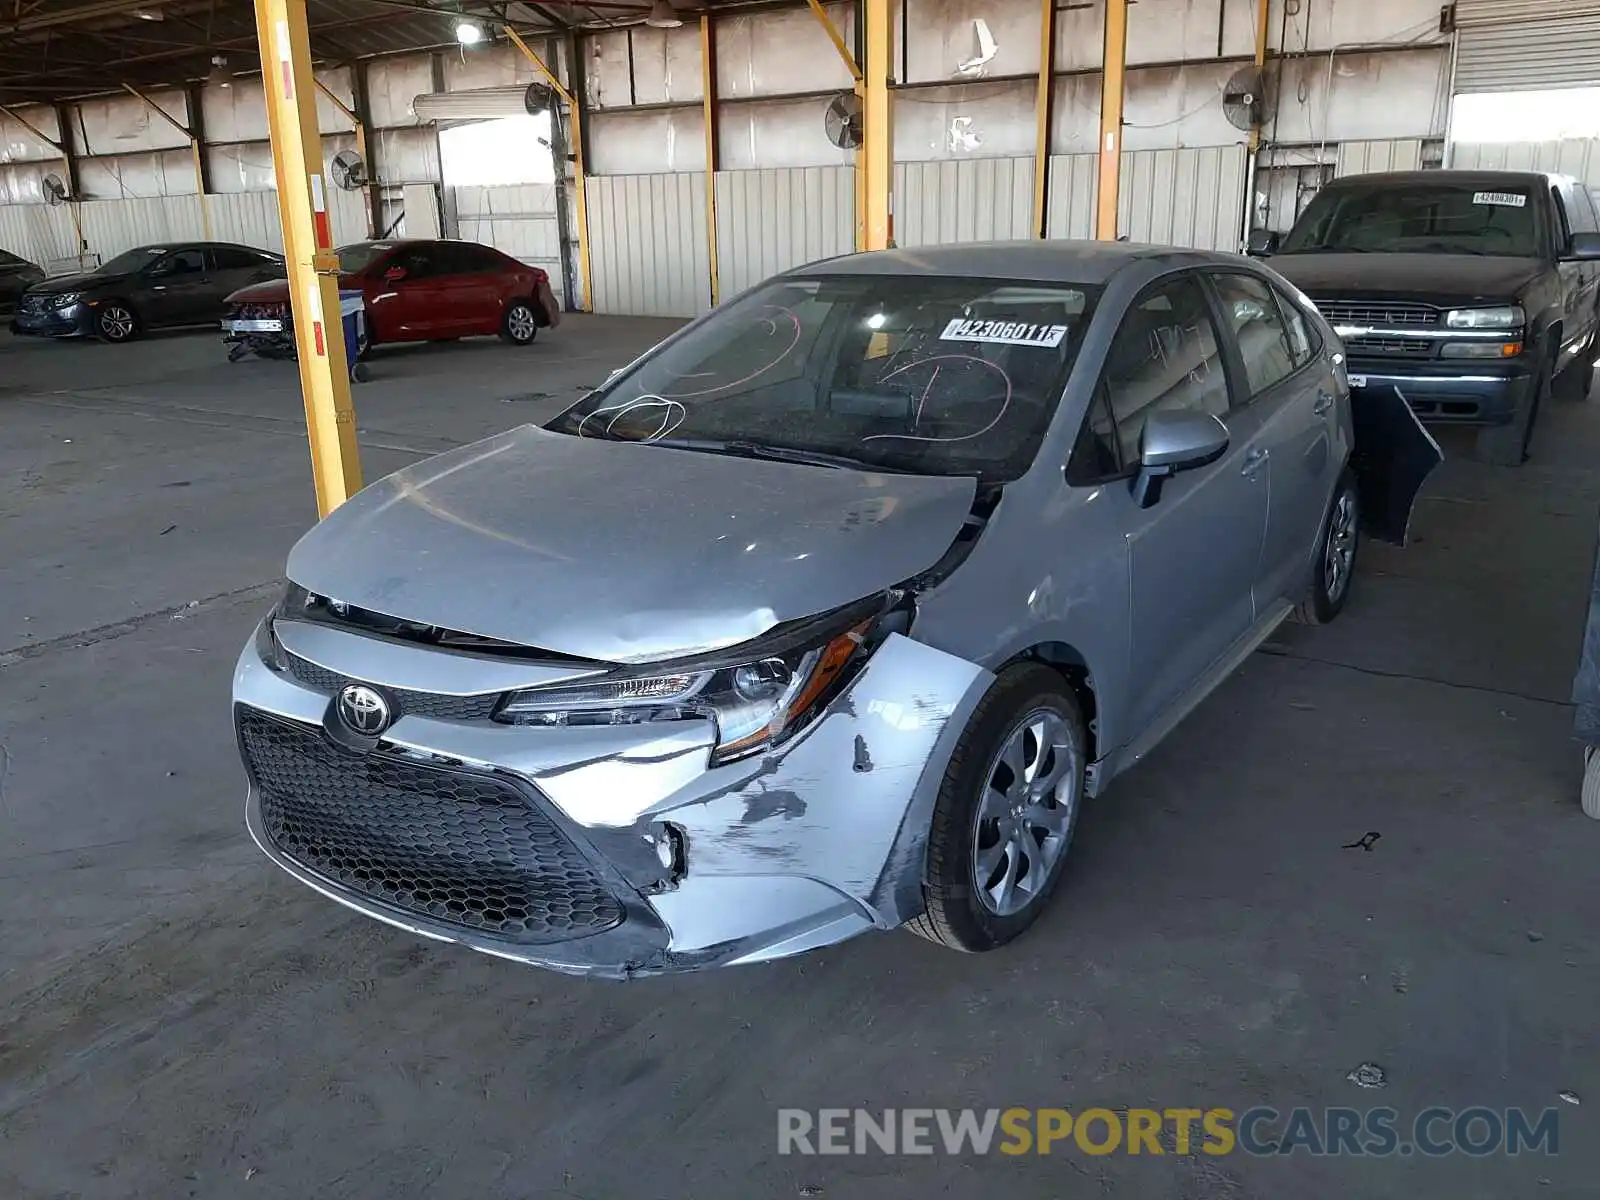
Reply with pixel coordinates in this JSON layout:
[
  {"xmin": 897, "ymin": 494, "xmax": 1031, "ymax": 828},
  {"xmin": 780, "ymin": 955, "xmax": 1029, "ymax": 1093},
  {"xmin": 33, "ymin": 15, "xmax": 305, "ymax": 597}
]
[{"xmin": 339, "ymin": 290, "xmax": 368, "ymax": 383}]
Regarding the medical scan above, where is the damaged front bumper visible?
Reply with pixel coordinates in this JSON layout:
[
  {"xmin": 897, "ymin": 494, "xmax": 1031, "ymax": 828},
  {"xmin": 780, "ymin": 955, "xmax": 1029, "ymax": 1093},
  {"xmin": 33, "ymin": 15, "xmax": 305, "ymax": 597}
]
[{"xmin": 233, "ymin": 619, "xmax": 990, "ymax": 978}]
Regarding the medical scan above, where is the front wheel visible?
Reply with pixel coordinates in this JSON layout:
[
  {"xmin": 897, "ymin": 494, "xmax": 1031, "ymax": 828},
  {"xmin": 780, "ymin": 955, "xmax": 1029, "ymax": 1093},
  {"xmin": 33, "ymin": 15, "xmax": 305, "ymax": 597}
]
[
  {"xmin": 1292, "ymin": 469, "xmax": 1360, "ymax": 626},
  {"xmin": 1558, "ymin": 327, "xmax": 1598, "ymax": 401},
  {"xmin": 906, "ymin": 663, "xmax": 1086, "ymax": 953},
  {"xmin": 95, "ymin": 301, "xmax": 139, "ymax": 343}
]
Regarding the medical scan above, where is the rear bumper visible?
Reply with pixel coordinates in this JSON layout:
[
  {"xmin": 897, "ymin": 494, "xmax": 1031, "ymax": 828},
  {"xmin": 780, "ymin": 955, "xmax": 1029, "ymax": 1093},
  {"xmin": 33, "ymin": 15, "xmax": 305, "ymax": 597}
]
[
  {"xmin": 1345, "ymin": 359, "xmax": 1533, "ymax": 426},
  {"xmin": 9, "ymin": 303, "xmax": 92, "ymax": 338}
]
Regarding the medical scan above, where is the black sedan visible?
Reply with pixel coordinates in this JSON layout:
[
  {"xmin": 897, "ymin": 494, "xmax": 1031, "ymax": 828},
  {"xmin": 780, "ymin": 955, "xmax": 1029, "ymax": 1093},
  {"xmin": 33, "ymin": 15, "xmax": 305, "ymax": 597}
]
[
  {"xmin": 0, "ymin": 247, "xmax": 44, "ymax": 315},
  {"xmin": 10, "ymin": 241, "xmax": 284, "ymax": 343}
]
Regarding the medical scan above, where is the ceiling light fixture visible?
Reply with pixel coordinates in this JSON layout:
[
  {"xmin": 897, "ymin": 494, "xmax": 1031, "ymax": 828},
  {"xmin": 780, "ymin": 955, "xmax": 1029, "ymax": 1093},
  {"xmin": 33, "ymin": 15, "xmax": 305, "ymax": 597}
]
[
  {"xmin": 645, "ymin": 0, "xmax": 683, "ymax": 28},
  {"xmin": 455, "ymin": 19, "xmax": 484, "ymax": 44},
  {"xmin": 134, "ymin": 7, "xmax": 165, "ymax": 20},
  {"xmin": 208, "ymin": 55, "xmax": 232, "ymax": 89}
]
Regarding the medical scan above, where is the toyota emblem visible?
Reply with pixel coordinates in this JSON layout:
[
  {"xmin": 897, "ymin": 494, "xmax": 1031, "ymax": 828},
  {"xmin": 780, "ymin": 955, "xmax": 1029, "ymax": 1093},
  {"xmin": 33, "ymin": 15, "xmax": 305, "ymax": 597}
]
[{"xmin": 337, "ymin": 684, "xmax": 392, "ymax": 736}]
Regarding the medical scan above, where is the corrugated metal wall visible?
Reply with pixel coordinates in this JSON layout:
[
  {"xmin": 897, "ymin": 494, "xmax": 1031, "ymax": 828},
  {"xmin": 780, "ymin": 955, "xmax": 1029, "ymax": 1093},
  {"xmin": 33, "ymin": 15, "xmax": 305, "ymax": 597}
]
[
  {"xmin": 1043, "ymin": 146, "xmax": 1246, "ymax": 250},
  {"xmin": 713, "ymin": 166, "xmax": 854, "ymax": 298},
  {"xmin": 0, "ymin": 186, "xmax": 367, "ymax": 271},
  {"xmin": 587, "ymin": 172, "xmax": 710, "ymax": 318},
  {"xmin": 1451, "ymin": 138, "xmax": 1600, "ymax": 188},
  {"xmin": 893, "ymin": 158, "xmax": 1034, "ymax": 248},
  {"xmin": 1336, "ymin": 138, "xmax": 1426, "ymax": 176},
  {"xmin": 449, "ymin": 183, "xmax": 564, "ymax": 296}
]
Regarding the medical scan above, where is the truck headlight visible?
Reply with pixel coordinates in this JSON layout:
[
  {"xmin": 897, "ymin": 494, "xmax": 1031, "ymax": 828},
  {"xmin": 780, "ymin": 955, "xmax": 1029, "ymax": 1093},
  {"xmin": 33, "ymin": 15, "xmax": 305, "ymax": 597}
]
[
  {"xmin": 1446, "ymin": 305, "xmax": 1523, "ymax": 330},
  {"xmin": 495, "ymin": 600, "xmax": 895, "ymax": 764},
  {"xmin": 1441, "ymin": 341, "xmax": 1523, "ymax": 359}
]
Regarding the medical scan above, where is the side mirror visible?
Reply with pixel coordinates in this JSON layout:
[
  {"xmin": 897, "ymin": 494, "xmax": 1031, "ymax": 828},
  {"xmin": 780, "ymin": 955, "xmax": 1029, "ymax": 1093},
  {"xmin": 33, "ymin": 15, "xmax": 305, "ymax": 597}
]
[
  {"xmin": 384, "ymin": 265, "xmax": 408, "ymax": 282},
  {"xmin": 1246, "ymin": 229, "xmax": 1280, "ymax": 257},
  {"xmin": 1565, "ymin": 231, "xmax": 1600, "ymax": 261},
  {"xmin": 1130, "ymin": 410, "xmax": 1230, "ymax": 508}
]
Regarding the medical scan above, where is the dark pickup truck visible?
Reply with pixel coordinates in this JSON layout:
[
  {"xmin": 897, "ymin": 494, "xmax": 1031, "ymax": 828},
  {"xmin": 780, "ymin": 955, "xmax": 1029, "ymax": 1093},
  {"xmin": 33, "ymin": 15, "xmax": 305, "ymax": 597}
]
[{"xmin": 1248, "ymin": 170, "xmax": 1600, "ymax": 465}]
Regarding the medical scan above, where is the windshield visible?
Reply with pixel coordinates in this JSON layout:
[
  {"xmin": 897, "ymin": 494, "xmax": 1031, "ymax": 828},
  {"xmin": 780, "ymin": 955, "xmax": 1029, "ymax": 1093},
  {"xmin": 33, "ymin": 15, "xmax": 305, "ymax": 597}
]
[
  {"xmin": 336, "ymin": 242, "xmax": 394, "ymax": 273},
  {"xmin": 1281, "ymin": 182, "xmax": 1542, "ymax": 257},
  {"xmin": 97, "ymin": 246, "xmax": 169, "ymax": 275},
  {"xmin": 547, "ymin": 274, "xmax": 1098, "ymax": 480}
]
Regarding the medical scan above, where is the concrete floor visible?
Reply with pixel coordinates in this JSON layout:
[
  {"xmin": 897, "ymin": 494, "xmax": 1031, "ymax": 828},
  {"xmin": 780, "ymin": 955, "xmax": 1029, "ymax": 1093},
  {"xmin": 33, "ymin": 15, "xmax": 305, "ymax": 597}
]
[{"xmin": 2, "ymin": 321, "xmax": 1598, "ymax": 1199}]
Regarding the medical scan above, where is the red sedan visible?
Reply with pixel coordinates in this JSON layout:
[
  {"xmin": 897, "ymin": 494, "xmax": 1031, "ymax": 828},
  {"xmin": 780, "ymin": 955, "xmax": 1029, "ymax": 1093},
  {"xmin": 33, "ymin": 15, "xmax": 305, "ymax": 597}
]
[{"xmin": 221, "ymin": 238, "xmax": 560, "ymax": 358}]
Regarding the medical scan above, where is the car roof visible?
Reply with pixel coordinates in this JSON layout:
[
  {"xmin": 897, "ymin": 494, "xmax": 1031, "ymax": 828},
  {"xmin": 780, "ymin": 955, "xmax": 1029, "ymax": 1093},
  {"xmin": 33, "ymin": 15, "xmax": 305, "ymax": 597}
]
[
  {"xmin": 1318, "ymin": 169, "xmax": 1563, "ymax": 189},
  {"xmin": 796, "ymin": 239, "xmax": 1240, "ymax": 285}
]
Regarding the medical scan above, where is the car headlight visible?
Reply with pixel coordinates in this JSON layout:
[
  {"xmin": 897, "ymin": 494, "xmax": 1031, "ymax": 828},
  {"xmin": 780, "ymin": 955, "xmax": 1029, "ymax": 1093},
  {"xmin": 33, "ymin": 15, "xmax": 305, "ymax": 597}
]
[
  {"xmin": 495, "ymin": 598, "xmax": 901, "ymax": 765},
  {"xmin": 48, "ymin": 292, "xmax": 81, "ymax": 309},
  {"xmin": 1446, "ymin": 305, "xmax": 1523, "ymax": 330}
]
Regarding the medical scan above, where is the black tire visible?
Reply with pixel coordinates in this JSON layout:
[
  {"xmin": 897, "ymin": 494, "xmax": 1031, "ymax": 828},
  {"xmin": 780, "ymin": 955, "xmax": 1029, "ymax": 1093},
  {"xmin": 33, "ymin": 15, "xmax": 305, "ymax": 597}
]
[
  {"xmin": 906, "ymin": 663, "xmax": 1087, "ymax": 953},
  {"xmin": 1291, "ymin": 468, "xmax": 1360, "ymax": 626},
  {"xmin": 94, "ymin": 301, "xmax": 139, "ymax": 343},
  {"xmin": 1477, "ymin": 347, "xmax": 1552, "ymax": 466},
  {"xmin": 499, "ymin": 299, "xmax": 539, "ymax": 345},
  {"xmin": 1557, "ymin": 326, "xmax": 1598, "ymax": 401}
]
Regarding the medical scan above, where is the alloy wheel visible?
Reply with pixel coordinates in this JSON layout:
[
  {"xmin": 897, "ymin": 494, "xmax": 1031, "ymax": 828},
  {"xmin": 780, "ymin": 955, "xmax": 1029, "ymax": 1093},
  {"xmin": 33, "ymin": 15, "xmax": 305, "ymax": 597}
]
[
  {"xmin": 970, "ymin": 707, "xmax": 1079, "ymax": 917},
  {"xmin": 1324, "ymin": 489, "xmax": 1357, "ymax": 603},
  {"xmin": 506, "ymin": 304, "xmax": 536, "ymax": 342},
  {"xmin": 100, "ymin": 306, "xmax": 135, "ymax": 340}
]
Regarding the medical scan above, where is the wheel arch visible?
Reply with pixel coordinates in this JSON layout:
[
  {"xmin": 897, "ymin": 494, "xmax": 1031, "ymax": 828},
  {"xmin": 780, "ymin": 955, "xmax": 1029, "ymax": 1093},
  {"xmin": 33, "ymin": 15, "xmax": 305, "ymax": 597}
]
[{"xmin": 996, "ymin": 641, "xmax": 1101, "ymax": 764}]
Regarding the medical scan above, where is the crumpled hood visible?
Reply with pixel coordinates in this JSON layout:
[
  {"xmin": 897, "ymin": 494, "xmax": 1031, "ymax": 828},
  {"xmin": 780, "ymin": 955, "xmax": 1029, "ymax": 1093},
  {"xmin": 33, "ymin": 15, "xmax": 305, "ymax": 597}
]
[
  {"xmin": 285, "ymin": 426, "xmax": 978, "ymax": 664},
  {"xmin": 28, "ymin": 270, "xmax": 131, "ymax": 295},
  {"xmin": 1269, "ymin": 253, "xmax": 1547, "ymax": 308}
]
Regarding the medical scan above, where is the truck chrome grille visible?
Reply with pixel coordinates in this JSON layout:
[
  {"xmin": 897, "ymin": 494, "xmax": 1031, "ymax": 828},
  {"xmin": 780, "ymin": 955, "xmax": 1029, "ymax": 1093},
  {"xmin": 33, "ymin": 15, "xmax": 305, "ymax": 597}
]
[{"xmin": 1314, "ymin": 300, "xmax": 1440, "ymax": 328}]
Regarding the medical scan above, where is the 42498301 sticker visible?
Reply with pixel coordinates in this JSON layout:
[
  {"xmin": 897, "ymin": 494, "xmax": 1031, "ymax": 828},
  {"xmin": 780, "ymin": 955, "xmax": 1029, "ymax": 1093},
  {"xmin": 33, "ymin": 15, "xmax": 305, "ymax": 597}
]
[{"xmin": 939, "ymin": 317, "xmax": 1069, "ymax": 348}]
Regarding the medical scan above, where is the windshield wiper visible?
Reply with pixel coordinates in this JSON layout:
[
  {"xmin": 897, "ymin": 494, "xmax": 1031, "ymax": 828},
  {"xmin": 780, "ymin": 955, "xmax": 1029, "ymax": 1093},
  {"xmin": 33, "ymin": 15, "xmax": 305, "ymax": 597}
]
[{"xmin": 648, "ymin": 437, "xmax": 910, "ymax": 473}]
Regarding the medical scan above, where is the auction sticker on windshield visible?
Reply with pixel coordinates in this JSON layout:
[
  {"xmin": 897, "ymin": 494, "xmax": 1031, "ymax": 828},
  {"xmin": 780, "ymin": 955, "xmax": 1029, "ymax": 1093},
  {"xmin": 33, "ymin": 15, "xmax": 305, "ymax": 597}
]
[
  {"xmin": 940, "ymin": 318, "xmax": 1069, "ymax": 348},
  {"xmin": 1472, "ymin": 192, "xmax": 1526, "ymax": 207}
]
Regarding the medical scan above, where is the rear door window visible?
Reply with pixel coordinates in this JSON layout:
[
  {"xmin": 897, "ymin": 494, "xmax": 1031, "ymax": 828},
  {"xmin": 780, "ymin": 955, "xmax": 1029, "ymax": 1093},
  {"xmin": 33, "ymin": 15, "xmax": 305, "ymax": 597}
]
[{"xmin": 1210, "ymin": 272, "xmax": 1299, "ymax": 398}]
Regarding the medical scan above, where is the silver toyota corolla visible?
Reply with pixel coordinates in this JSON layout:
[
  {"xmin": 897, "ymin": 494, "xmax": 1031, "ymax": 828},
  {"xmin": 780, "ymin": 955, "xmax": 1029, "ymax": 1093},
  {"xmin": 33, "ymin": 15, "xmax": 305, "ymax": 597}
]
[{"xmin": 233, "ymin": 242, "xmax": 1439, "ymax": 977}]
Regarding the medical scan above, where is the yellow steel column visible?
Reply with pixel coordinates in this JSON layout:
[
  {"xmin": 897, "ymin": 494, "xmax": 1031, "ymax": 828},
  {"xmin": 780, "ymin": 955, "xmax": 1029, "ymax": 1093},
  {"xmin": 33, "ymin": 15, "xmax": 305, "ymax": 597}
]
[
  {"xmin": 701, "ymin": 14, "xmax": 721, "ymax": 306},
  {"xmin": 860, "ymin": 0, "xmax": 893, "ymax": 250},
  {"xmin": 1033, "ymin": 0, "xmax": 1057, "ymax": 238},
  {"xmin": 122, "ymin": 84, "xmax": 212, "ymax": 239},
  {"xmin": 505, "ymin": 26, "xmax": 592, "ymax": 312},
  {"xmin": 255, "ymin": 0, "xmax": 362, "ymax": 515},
  {"xmin": 1095, "ymin": 0, "xmax": 1128, "ymax": 240}
]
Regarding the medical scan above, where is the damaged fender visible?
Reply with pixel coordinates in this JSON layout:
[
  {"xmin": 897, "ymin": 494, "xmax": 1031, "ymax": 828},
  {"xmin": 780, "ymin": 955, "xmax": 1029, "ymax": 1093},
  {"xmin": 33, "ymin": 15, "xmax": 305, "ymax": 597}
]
[
  {"xmin": 1348, "ymin": 384, "xmax": 1443, "ymax": 545},
  {"xmin": 645, "ymin": 633, "xmax": 993, "ymax": 930}
]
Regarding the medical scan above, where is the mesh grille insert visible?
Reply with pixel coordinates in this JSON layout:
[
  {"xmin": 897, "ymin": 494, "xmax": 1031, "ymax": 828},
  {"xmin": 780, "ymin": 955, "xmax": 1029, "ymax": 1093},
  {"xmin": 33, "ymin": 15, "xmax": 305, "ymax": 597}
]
[{"xmin": 239, "ymin": 707, "xmax": 625, "ymax": 943}]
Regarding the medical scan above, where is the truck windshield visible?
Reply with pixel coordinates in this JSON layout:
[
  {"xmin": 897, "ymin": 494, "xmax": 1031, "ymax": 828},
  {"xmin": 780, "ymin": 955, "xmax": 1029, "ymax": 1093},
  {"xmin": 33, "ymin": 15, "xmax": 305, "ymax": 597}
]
[
  {"xmin": 1280, "ymin": 182, "xmax": 1541, "ymax": 257},
  {"xmin": 546, "ymin": 274, "xmax": 1098, "ymax": 482}
]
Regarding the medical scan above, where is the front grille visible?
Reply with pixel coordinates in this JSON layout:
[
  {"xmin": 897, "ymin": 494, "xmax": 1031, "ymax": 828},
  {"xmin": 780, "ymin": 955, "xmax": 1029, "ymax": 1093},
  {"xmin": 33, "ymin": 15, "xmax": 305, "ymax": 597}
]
[
  {"xmin": 283, "ymin": 648, "xmax": 503, "ymax": 722},
  {"xmin": 1315, "ymin": 300, "xmax": 1440, "ymax": 328},
  {"xmin": 239, "ymin": 707, "xmax": 625, "ymax": 942},
  {"xmin": 1343, "ymin": 336, "xmax": 1435, "ymax": 359},
  {"xmin": 234, "ymin": 302, "xmax": 288, "ymax": 320}
]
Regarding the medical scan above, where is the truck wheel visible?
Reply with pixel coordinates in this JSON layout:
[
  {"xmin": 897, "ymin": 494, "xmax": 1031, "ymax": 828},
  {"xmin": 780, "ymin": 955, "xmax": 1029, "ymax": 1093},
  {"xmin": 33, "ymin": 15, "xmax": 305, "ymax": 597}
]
[
  {"xmin": 906, "ymin": 664, "xmax": 1086, "ymax": 953},
  {"xmin": 1557, "ymin": 328, "xmax": 1598, "ymax": 401},
  {"xmin": 1476, "ymin": 349, "xmax": 1551, "ymax": 466}
]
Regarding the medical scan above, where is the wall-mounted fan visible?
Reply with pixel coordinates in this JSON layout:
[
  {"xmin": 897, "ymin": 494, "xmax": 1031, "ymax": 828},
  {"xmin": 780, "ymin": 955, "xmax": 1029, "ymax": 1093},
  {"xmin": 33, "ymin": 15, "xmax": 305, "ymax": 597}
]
[
  {"xmin": 1222, "ymin": 65, "xmax": 1272, "ymax": 132},
  {"xmin": 330, "ymin": 149, "xmax": 368, "ymax": 190},
  {"xmin": 524, "ymin": 81, "xmax": 554, "ymax": 116},
  {"xmin": 40, "ymin": 172, "xmax": 69, "ymax": 206},
  {"xmin": 824, "ymin": 91, "xmax": 862, "ymax": 151}
]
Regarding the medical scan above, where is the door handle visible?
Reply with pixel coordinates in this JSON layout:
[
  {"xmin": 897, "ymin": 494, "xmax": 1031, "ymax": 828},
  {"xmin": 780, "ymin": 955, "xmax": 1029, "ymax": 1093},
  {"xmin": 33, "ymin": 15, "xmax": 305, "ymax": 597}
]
[
  {"xmin": 1241, "ymin": 447, "xmax": 1269, "ymax": 477},
  {"xmin": 1313, "ymin": 389, "xmax": 1334, "ymax": 414}
]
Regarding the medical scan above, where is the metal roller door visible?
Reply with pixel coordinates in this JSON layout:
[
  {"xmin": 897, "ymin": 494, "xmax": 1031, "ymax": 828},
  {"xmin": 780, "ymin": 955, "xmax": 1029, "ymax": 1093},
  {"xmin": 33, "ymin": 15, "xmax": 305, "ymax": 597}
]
[{"xmin": 1454, "ymin": 0, "xmax": 1600, "ymax": 93}]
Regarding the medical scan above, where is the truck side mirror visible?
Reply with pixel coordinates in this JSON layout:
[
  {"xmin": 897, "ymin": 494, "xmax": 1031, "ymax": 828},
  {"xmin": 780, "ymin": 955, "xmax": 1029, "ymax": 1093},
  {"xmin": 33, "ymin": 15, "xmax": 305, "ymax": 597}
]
[{"xmin": 1246, "ymin": 229, "xmax": 1280, "ymax": 257}]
